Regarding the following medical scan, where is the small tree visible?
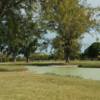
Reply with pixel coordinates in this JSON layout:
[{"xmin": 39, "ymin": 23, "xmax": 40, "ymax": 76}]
[{"xmin": 18, "ymin": 15, "xmax": 42, "ymax": 62}]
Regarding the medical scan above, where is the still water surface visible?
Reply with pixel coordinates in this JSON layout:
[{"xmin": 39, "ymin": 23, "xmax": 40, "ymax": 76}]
[{"xmin": 27, "ymin": 66, "xmax": 100, "ymax": 80}]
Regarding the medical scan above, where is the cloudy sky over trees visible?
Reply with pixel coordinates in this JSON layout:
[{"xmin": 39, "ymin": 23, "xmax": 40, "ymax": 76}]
[{"xmin": 81, "ymin": 0, "xmax": 100, "ymax": 52}]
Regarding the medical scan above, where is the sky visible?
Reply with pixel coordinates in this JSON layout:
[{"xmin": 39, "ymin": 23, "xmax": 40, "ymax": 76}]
[
  {"xmin": 81, "ymin": 0, "xmax": 100, "ymax": 52},
  {"xmin": 87, "ymin": 0, "xmax": 100, "ymax": 7}
]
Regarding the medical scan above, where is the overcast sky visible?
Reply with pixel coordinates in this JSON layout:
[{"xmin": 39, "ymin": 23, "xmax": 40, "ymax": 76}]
[
  {"xmin": 87, "ymin": 0, "xmax": 100, "ymax": 7},
  {"xmin": 81, "ymin": 0, "xmax": 100, "ymax": 52}
]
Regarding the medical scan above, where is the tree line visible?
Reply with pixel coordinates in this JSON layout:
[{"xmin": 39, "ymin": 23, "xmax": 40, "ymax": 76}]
[{"xmin": 0, "ymin": 0, "xmax": 99, "ymax": 62}]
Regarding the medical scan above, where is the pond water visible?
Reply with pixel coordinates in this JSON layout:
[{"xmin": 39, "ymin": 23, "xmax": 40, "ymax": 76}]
[{"xmin": 27, "ymin": 66, "xmax": 100, "ymax": 80}]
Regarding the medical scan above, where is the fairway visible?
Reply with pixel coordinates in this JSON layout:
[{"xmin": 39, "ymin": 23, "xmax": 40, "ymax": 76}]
[
  {"xmin": 27, "ymin": 66, "xmax": 100, "ymax": 80},
  {"xmin": 0, "ymin": 69, "xmax": 100, "ymax": 100}
]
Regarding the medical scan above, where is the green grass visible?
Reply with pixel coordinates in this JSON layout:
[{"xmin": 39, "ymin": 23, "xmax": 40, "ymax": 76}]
[
  {"xmin": 0, "ymin": 60, "xmax": 100, "ymax": 68},
  {"xmin": 70, "ymin": 60, "xmax": 100, "ymax": 68},
  {"xmin": 0, "ymin": 62, "xmax": 100, "ymax": 100},
  {"xmin": 0, "ymin": 65, "xmax": 27, "ymax": 72},
  {"xmin": 0, "ymin": 61, "xmax": 65, "ymax": 66},
  {"xmin": 0, "ymin": 71, "xmax": 100, "ymax": 100}
]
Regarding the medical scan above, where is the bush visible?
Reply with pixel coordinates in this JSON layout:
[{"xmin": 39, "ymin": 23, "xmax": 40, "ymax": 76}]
[{"xmin": 30, "ymin": 53, "xmax": 49, "ymax": 60}]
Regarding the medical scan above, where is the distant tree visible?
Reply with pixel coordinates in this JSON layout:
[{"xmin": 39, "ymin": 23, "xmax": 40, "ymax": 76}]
[
  {"xmin": 18, "ymin": 15, "xmax": 42, "ymax": 62},
  {"xmin": 30, "ymin": 53, "xmax": 49, "ymax": 60},
  {"xmin": 84, "ymin": 42, "xmax": 100, "ymax": 59}
]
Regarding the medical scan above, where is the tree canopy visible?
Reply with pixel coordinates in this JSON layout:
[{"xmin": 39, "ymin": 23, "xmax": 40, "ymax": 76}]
[
  {"xmin": 84, "ymin": 42, "xmax": 100, "ymax": 59},
  {"xmin": 0, "ymin": 0, "xmax": 42, "ymax": 62},
  {"xmin": 41, "ymin": 0, "xmax": 96, "ymax": 62},
  {"xmin": 0, "ymin": 0, "xmax": 99, "ymax": 62}
]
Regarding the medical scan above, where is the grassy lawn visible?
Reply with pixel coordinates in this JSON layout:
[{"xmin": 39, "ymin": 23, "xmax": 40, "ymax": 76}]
[
  {"xmin": 0, "ymin": 71, "xmax": 100, "ymax": 100},
  {"xmin": 0, "ymin": 60, "xmax": 100, "ymax": 68},
  {"xmin": 0, "ymin": 65, "xmax": 27, "ymax": 72},
  {"xmin": 70, "ymin": 60, "xmax": 100, "ymax": 68},
  {"xmin": 0, "ymin": 61, "xmax": 100, "ymax": 99}
]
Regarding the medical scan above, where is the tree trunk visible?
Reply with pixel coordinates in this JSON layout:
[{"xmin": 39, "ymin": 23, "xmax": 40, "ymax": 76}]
[
  {"xmin": 65, "ymin": 56, "xmax": 70, "ymax": 63},
  {"xmin": 12, "ymin": 50, "xmax": 17, "ymax": 62},
  {"xmin": 25, "ymin": 51, "xmax": 30, "ymax": 63},
  {"xmin": 13, "ymin": 55, "xmax": 16, "ymax": 62},
  {"xmin": 26, "ymin": 56, "xmax": 29, "ymax": 63},
  {"xmin": 64, "ymin": 49, "xmax": 70, "ymax": 63},
  {"xmin": 64, "ymin": 41, "xmax": 71, "ymax": 63}
]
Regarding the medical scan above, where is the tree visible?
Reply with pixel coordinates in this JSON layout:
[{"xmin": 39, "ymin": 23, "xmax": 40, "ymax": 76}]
[
  {"xmin": 0, "ymin": 0, "xmax": 41, "ymax": 62},
  {"xmin": 52, "ymin": 35, "xmax": 80, "ymax": 60},
  {"xmin": 0, "ymin": 6, "xmax": 22, "ymax": 62},
  {"xmin": 0, "ymin": 0, "xmax": 35, "ymax": 18},
  {"xmin": 84, "ymin": 42, "xmax": 100, "ymax": 59},
  {"xmin": 51, "ymin": 36, "xmax": 64, "ymax": 60},
  {"xmin": 41, "ymin": 0, "xmax": 96, "ymax": 62},
  {"xmin": 18, "ymin": 14, "xmax": 42, "ymax": 62}
]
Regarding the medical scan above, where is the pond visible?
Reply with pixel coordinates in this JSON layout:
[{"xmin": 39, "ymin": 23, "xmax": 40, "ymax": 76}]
[{"xmin": 27, "ymin": 66, "xmax": 100, "ymax": 80}]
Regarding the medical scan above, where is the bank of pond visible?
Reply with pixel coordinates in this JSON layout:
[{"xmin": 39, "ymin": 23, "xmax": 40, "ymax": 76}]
[
  {"xmin": 26, "ymin": 65, "xmax": 100, "ymax": 81},
  {"xmin": 0, "ymin": 61, "xmax": 100, "ymax": 81}
]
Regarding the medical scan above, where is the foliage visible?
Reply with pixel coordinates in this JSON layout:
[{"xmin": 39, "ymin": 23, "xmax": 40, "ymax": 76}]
[
  {"xmin": 0, "ymin": 0, "xmax": 42, "ymax": 62},
  {"xmin": 41, "ymin": 0, "xmax": 96, "ymax": 62},
  {"xmin": 0, "ymin": 0, "xmax": 35, "ymax": 18},
  {"xmin": 0, "ymin": 0, "xmax": 99, "ymax": 62},
  {"xmin": 84, "ymin": 42, "xmax": 100, "ymax": 59},
  {"xmin": 30, "ymin": 53, "xmax": 49, "ymax": 60},
  {"xmin": 18, "ymin": 16, "xmax": 42, "ymax": 62}
]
